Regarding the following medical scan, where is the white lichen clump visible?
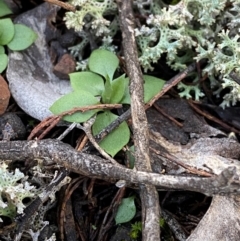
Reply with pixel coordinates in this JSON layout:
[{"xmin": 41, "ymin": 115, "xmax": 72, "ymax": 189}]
[
  {"xmin": 0, "ymin": 161, "xmax": 70, "ymax": 239},
  {"xmin": 0, "ymin": 162, "xmax": 36, "ymax": 221},
  {"xmin": 64, "ymin": 0, "xmax": 240, "ymax": 107},
  {"xmin": 64, "ymin": 0, "xmax": 116, "ymax": 35}
]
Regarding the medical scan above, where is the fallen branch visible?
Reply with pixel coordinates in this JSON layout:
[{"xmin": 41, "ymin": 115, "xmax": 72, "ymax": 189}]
[{"xmin": 0, "ymin": 139, "xmax": 240, "ymax": 196}]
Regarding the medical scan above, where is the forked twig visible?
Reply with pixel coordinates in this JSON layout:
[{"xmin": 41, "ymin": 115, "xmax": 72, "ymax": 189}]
[{"xmin": 77, "ymin": 117, "xmax": 122, "ymax": 166}]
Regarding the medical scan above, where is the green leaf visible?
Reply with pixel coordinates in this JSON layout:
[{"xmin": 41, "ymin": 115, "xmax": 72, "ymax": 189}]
[
  {"xmin": 109, "ymin": 74, "xmax": 128, "ymax": 104},
  {"xmin": 70, "ymin": 71, "xmax": 104, "ymax": 96},
  {"xmin": 101, "ymin": 76, "xmax": 112, "ymax": 104},
  {"xmin": 0, "ymin": 1, "xmax": 12, "ymax": 17},
  {"xmin": 92, "ymin": 111, "xmax": 130, "ymax": 157},
  {"xmin": 143, "ymin": 75, "xmax": 165, "ymax": 103},
  {"xmin": 0, "ymin": 18, "xmax": 14, "ymax": 45},
  {"xmin": 7, "ymin": 24, "xmax": 37, "ymax": 51},
  {"xmin": 0, "ymin": 53, "xmax": 8, "ymax": 73},
  {"xmin": 50, "ymin": 90, "xmax": 100, "ymax": 123},
  {"xmin": 115, "ymin": 196, "xmax": 136, "ymax": 224},
  {"xmin": 119, "ymin": 78, "xmax": 130, "ymax": 104},
  {"xmin": 0, "ymin": 45, "xmax": 5, "ymax": 54},
  {"xmin": 88, "ymin": 49, "xmax": 119, "ymax": 81},
  {"xmin": 118, "ymin": 75, "xmax": 166, "ymax": 104}
]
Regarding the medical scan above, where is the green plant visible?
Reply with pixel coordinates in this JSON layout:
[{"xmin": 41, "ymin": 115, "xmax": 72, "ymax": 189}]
[
  {"xmin": 129, "ymin": 218, "xmax": 172, "ymax": 240},
  {"xmin": 0, "ymin": 0, "xmax": 37, "ymax": 73},
  {"xmin": 50, "ymin": 49, "xmax": 165, "ymax": 156},
  {"xmin": 130, "ymin": 221, "xmax": 142, "ymax": 240},
  {"xmin": 115, "ymin": 196, "xmax": 136, "ymax": 225}
]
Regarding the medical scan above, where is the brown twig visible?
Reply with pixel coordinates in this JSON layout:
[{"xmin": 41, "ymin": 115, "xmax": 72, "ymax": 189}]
[
  {"xmin": 188, "ymin": 100, "xmax": 240, "ymax": 135},
  {"xmin": 77, "ymin": 118, "xmax": 121, "ymax": 166},
  {"xmin": 28, "ymin": 104, "xmax": 122, "ymax": 140},
  {"xmin": 76, "ymin": 134, "xmax": 89, "ymax": 151},
  {"xmin": 150, "ymin": 147, "xmax": 213, "ymax": 177},
  {"xmin": 146, "ymin": 61, "xmax": 199, "ymax": 109},
  {"xmin": 59, "ymin": 104, "xmax": 122, "ymax": 117},
  {"xmin": 153, "ymin": 104, "xmax": 183, "ymax": 128},
  {"xmin": 97, "ymin": 187, "xmax": 126, "ymax": 240},
  {"xmin": 27, "ymin": 116, "xmax": 61, "ymax": 140},
  {"xmin": 44, "ymin": 0, "xmax": 76, "ymax": 12},
  {"xmin": 60, "ymin": 177, "xmax": 84, "ymax": 241},
  {"xmin": 117, "ymin": 1, "xmax": 160, "ymax": 240}
]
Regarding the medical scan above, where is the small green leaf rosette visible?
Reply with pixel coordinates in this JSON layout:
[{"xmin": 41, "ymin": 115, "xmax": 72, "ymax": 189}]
[
  {"xmin": 50, "ymin": 49, "xmax": 165, "ymax": 157},
  {"xmin": 115, "ymin": 196, "xmax": 136, "ymax": 224},
  {"xmin": 92, "ymin": 111, "xmax": 130, "ymax": 157}
]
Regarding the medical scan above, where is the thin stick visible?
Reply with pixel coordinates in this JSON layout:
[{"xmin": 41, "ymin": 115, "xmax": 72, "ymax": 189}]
[
  {"xmin": 44, "ymin": 0, "xmax": 76, "ymax": 12},
  {"xmin": 153, "ymin": 104, "xmax": 183, "ymax": 127},
  {"xmin": 146, "ymin": 61, "xmax": 198, "ymax": 108},
  {"xmin": 77, "ymin": 118, "xmax": 121, "ymax": 166},
  {"xmin": 57, "ymin": 123, "xmax": 78, "ymax": 141},
  {"xmin": 59, "ymin": 104, "xmax": 122, "ymax": 117},
  {"xmin": 188, "ymin": 100, "xmax": 240, "ymax": 135}
]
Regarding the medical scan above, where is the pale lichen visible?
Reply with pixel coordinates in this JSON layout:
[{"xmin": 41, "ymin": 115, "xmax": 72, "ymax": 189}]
[
  {"xmin": 64, "ymin": 0, "xmax": 240, "ymax": 107},
  {"xmin": 0, "ymin": 161, "xmax": 70, "ymax": 239},
  {"xmin": 0, "ymin": 162, "xmax": 35, "ymax": 220}
]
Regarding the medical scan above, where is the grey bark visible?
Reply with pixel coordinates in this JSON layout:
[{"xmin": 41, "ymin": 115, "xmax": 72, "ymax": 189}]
[
  {"xmin": 116, "ymin": 0, "xmax": 160, "ymax": 240},
  {"xmin": 0, "ymin": 139, "xmax": 240, "ymax": 196}
]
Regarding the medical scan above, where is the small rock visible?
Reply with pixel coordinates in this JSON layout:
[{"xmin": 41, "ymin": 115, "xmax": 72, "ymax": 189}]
[
  {"xmin": 0, "ymin": 75, "xmax": 10, "ymax": 115},
  {"xmin": 0, "ymin": 113, "xmax": 26, "ymax": 140},
  {"xmin": 53, "ymin": 53, "xmax": 76, "ymax": 80}
]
